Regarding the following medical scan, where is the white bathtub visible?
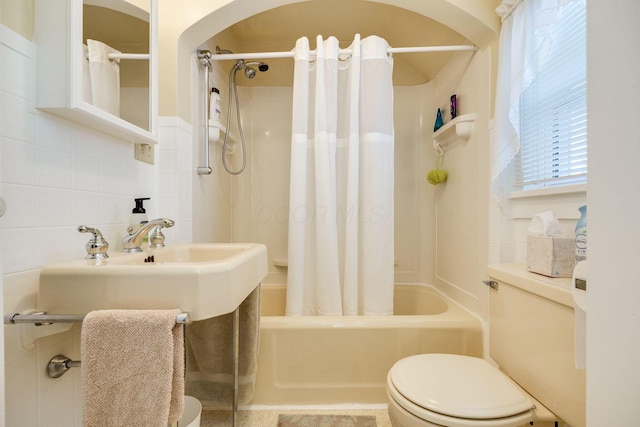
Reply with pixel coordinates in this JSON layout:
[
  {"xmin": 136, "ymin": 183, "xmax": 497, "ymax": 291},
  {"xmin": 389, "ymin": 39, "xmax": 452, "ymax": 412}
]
[{"xmin": 250, "ymin": 284, "xmax": 482, "ymax": 405}]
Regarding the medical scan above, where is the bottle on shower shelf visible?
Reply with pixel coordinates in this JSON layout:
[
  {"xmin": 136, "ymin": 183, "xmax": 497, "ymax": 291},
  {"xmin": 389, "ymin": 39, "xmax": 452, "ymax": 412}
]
[
  {"xmin": 434, "ymin": 108, "xmax": 444, "ymax": 132},
  {"xmin": 450, "ymin": 94, "xmax": 457, "ymax": 119},
  {"xmin": 210, "ymin": 87, "xmax": 221, "ymax": 124}
]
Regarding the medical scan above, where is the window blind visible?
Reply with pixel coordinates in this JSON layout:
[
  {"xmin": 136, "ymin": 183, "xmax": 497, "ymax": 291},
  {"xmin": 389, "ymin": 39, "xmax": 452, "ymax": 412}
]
[{"xmin": 516, "ymin": 1, "xmax": 587, "ymax": 191}]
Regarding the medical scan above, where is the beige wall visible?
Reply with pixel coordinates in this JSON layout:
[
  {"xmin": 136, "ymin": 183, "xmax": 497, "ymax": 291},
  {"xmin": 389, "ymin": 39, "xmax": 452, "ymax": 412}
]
[{"xmin": 0, "ymin": 0, "xmax": 33, "ymax": 39}]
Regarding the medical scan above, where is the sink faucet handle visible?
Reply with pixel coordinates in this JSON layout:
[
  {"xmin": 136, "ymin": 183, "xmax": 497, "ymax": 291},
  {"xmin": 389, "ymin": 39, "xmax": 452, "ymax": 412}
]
[
  {"xmin": 148, "ymin": 226, "xmax": 167, "ymax": 249},
  {"xmin": 147, "ymin": 218, "xmax": 175, "ymax": 250},
  {"xmin": 78, "ymin": 225, "xmax": 109, "ymax": 260}
]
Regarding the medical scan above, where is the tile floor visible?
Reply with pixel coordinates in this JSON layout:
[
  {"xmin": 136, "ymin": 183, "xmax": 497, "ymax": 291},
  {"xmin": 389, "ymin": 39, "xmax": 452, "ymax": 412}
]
[{"xmin": 200, "ymin": 408, "xmax": 392, "ymax": 427}]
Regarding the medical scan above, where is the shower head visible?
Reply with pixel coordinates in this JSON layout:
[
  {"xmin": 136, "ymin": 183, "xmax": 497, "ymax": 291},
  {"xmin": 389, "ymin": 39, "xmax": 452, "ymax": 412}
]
[
  {"xmin": 242, "ymin": 61, "xmax": 269, "ymax": 79},
  {"xmin": 217, "ymin": 47, "xmax": 269, "ymax": 77},
  {"xmin": 245, "ymin": 67, "xmax": 257, "ymax": 79},
  {"xmin": 230, "ymin": 60, "xmax": 270, "ymax": 79},
  {"xmin": 245, "ymin": 61, "xmax": 269, "ymax": 72}
]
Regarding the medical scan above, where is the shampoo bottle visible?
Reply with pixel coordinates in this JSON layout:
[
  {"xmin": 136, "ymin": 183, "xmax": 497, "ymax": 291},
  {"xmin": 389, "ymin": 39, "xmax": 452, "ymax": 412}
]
[
  {"xmin": 575, "ymin": 204, "xmax": 587, "ymax": 264},
  {"xmin": 130, "ymin": 197, "xmax": 150, "ymax": 235},
  {"xmin": 210, "ymin": 87, "xmax": 221, "ymax": 124}
]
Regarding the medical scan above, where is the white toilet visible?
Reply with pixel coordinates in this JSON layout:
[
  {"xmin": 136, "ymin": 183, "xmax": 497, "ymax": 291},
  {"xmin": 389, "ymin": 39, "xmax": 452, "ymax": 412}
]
[
  {"xmin": 387, "ymin": 265, "xmax": 587, "ymax": 427},
  {"xmin": 387, "ymin": 354, "xmax": 534, "ymax": 427}
]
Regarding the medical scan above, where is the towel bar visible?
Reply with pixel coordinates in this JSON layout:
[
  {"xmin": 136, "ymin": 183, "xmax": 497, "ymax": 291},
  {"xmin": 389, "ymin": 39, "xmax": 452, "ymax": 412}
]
[{"xmin": 4, "ymin": 311, "xmax": 191, "ymax": 325}]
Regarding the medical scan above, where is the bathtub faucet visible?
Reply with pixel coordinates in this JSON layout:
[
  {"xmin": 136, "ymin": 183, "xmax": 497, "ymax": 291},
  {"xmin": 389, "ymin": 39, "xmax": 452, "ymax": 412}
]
[{"xmin": 121, "ymin": 218, "xmax": 174, "ymax": 253}]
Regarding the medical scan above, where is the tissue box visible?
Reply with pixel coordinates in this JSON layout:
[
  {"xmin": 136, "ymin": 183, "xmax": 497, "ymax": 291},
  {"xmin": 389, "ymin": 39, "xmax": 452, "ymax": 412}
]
[{"xmin": 527, "ymin": 236, "xmax": 575, "ymax": 277}]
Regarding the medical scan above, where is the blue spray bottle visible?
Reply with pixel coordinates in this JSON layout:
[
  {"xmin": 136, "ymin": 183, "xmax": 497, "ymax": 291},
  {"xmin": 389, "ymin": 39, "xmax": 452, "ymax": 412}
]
[{"xmin": 434, "ymin": 108, "xmax": 444, "ymax": 132}]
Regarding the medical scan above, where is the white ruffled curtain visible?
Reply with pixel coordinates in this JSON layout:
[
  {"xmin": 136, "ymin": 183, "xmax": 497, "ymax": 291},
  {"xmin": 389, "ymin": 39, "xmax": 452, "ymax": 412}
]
[
  {"xmin": 492, "ymin": 0, "xmax": 580, "ymax": 204},
  {"xmin": 286, "ymin": 35, "xmax": 395, "ymax": 316}
]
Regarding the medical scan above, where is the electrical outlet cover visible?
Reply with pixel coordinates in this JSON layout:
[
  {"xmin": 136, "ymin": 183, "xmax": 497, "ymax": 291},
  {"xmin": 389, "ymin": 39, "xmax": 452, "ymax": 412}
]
[{"xmin": 134, "ymin": 143, "xmax": 154, "ymax": 164}]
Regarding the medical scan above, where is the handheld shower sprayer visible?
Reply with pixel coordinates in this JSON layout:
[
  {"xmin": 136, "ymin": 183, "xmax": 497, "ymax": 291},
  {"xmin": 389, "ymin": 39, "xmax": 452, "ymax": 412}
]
[{"xmin": 205, "ymin": 46, "xmax": 270, "ymax": 175}]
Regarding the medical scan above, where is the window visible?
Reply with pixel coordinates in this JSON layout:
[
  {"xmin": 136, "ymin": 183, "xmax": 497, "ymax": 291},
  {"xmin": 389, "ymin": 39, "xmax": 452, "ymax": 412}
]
[{"xmin": 516, "ymin": 1, "xmax": 587, "ymax": 191}]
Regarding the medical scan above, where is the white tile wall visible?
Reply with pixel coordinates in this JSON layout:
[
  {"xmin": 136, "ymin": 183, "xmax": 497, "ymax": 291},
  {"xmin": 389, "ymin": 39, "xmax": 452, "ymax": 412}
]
[
  {"xmin": 158, "ymin": 116, "xmax": 194, "ymax": 244},
  {"xmin": 1, "ymin": 25, "xmax": 193, "ymax": 426}
]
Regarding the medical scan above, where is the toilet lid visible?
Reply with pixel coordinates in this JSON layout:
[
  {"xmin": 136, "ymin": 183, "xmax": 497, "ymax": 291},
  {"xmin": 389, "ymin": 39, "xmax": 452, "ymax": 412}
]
[{"xmin": 389, "ymin": 354, "xmax": 533, "ymax": 420}]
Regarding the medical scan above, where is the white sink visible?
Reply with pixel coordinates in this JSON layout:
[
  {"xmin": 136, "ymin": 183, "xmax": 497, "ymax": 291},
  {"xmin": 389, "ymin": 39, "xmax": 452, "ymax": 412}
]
[{"xmin": 38, "ymin": 243, "xmax": 268, "ymax": 321}]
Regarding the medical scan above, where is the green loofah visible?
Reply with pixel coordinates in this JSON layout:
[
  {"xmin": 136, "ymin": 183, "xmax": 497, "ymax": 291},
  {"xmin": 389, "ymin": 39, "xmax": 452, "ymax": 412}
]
[
  {"xmin": 427, "ymin": 154, "xmax": 447, "ymax": 185},
  {"xmin": 427, "ymin": 169, "xmax": 447, "ymax": 185}
]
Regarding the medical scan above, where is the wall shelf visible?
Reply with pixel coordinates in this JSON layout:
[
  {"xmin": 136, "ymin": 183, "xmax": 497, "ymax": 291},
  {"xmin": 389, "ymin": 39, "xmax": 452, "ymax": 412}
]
[
  {"xmin": 208, "ymin": 120, "xmax": 235, "ymax": 142},
  {"xmin": 433, "ymin": 113, "xmax": 476, "ymax": 151},
  {"xmin": 208, "ymin": 120, "xmax": 236, "ymax": 154},
  {"xmin": 272, "ymin": 258, "xmax": 288, "ymax": 268}
]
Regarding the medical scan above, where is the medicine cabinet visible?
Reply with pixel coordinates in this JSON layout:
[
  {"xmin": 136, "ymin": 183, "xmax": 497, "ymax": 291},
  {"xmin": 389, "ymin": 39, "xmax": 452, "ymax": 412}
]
[{"xmin": 34, "ymin": 0, "xmax": 158, "ymax": 144}]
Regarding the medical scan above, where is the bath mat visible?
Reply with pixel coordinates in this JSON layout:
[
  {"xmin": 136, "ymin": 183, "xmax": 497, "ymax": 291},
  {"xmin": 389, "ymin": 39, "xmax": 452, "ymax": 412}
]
[{"xmin": 277, "ymin": 414, "xmax": 377, "ymax": 427}]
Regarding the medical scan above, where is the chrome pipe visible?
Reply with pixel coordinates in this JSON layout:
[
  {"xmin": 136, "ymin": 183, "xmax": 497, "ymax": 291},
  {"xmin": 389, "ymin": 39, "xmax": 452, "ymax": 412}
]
[
  {"xmin": 232, "ymin": 306, "xmax": 240, "ymax": 427},
  {"xmin": 5, "ymin": 313, "xmax": 85, "ymax": 324},
  {"xmin": 4, "ymin": 312, "xmax": 191, "ymax": 325},
  {"xmin": 197, "ymin": 50, "xmax": 213, "ymax": 175}
]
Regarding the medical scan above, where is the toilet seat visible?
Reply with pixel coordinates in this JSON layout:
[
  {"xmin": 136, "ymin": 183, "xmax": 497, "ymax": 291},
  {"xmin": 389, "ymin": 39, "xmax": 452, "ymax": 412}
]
[{"xmin": 387, "ymin": 354, "xmax": 534, "ymax": 427}]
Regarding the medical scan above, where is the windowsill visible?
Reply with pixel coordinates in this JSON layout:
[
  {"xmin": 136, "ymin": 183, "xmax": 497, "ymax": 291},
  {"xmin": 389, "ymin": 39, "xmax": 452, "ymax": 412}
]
[{"xmin": 510, "ymin": 183, "xmax": 587, "ymax": 199}]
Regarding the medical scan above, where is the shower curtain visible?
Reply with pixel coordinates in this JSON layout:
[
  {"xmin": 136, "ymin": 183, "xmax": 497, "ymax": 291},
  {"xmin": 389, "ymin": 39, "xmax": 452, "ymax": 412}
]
[{"xmin": 286, "ymin": 35, "xmax": 394, "ymax": 316}]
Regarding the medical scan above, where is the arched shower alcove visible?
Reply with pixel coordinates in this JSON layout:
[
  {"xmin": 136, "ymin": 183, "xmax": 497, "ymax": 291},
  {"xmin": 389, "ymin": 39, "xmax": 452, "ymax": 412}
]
[{"xmin": 169, "ymin": 0, "xmax": 499, "ymax": 319}]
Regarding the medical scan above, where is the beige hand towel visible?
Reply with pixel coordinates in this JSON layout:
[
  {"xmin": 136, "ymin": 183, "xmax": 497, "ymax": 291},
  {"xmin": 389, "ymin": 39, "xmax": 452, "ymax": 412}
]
[{"xmin": 81, "ymin": 309, "xmax": 184, "ymax": 427}]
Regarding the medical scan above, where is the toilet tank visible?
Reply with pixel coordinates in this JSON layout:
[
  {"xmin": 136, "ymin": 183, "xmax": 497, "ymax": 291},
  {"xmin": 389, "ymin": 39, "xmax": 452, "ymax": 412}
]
[{"xmin": 487, "ymin": 264, "xmax": 586, "ymax": 427}]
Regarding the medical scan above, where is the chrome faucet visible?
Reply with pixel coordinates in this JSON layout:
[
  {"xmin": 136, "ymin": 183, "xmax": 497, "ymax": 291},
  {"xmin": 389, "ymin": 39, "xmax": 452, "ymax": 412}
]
[{"xmin": 121, "ymin": 218, "xmax": 175, "ymax": 253}]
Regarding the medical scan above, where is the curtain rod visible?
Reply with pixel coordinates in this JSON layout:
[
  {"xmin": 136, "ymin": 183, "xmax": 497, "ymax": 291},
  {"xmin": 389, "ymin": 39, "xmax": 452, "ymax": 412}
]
[{"xmin": 209, "ymin": 45, "xmax": 477, "ymax": 61}]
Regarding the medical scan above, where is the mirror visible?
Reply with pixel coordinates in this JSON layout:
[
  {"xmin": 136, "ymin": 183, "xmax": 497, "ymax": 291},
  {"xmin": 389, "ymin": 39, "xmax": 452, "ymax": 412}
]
[{"xmin": 83, "ymin": 0, "xmax": 151, "ymax": 130}]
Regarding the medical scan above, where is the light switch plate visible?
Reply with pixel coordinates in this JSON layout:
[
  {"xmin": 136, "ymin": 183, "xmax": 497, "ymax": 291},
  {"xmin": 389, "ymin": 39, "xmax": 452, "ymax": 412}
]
[{"xmin": 134, "ymin": 143, "xmax": 154, "ymax": 165}]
